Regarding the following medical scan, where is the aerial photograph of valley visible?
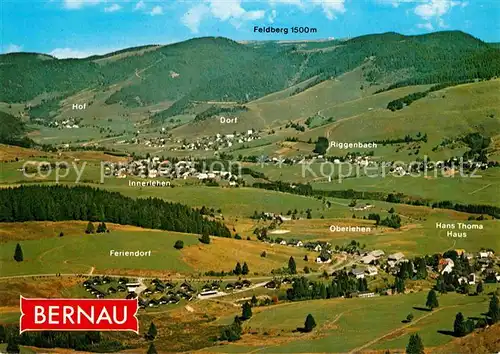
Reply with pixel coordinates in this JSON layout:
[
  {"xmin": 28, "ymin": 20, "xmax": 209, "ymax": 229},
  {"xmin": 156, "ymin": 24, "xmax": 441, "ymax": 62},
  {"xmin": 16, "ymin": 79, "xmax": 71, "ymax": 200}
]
[{"xmin": 0, "ymin": 0, "xmax": 499, "ymax": 353}]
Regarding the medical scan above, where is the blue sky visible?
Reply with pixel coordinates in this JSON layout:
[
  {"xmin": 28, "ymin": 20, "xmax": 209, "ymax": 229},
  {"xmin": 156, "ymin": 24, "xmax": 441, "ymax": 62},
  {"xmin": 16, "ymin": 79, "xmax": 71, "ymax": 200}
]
[{"xmin": 2, "ymin": 0, "xmax": 499, "ymax": 58}]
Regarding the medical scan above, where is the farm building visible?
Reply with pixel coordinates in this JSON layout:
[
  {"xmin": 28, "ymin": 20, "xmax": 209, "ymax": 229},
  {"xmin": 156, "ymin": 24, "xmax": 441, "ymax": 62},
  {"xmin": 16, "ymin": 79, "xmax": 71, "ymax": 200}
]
[
  {"xmin": 388, "ymin": 252, "xmax": 405, "ymax": 262},
  {"xmin": 365, "ymin": 266, "xmax": 378, "ymax": 276},
  {"xmin": 369, "ymin": 250, "xmax": 385, "ymax": 258},
  {"xmin": 361, "ymin": 255, "xmax": 377, "ymax": 264},
  {"xmin": 351, "ymin": 268, "xmax": 365, "ymax": 279}
]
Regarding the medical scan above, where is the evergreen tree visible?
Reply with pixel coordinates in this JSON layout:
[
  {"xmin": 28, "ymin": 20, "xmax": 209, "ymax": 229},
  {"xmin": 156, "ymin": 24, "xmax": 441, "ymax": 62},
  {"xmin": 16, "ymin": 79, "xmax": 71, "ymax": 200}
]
[
  {"xmin": 147, "ymin": 342, "xmax": 158, "ymax": 354},
  {"xmin": 200, "ymin": 231, "xmax": 211, "ymax": 244},
  {"xmin": 174, "ymin": 240, "xmax": 184, "ymax": 249},
  {"xmin": 415, "ymin": 257, "xmax": 428, "ymax": 279},
  {"xmin": 6, "ymin": 338, "xmax": 19, "ymax": 353},
  {"xmin": 436, "ymin": 275, "xmax": 446, "ymax": 293},
  {"xmin": 488, "ymin": 294, "xmax": 499, "ymax": 323},
  {"xmin": 313, "ymin": 137, "xmax": 329, "ymax": 155},
  {"xmin": 59, "ymin": 231, "xmax": 64, "ymax": 237},
  {"xmin": 394, "ymin": 277, "xmax": 405, "ymax": 293},
  {"xmin": 476, "ymin": 281, "xmax": 483, "ymax": 294},
  {"xmin": 96, "ymin": 221, "xmax": 107, "ymax": 233},
  {"xmin": 85, "ymin": 221, "xmax": 95, "ymax": 234},
  {"xmin": 406, "ymin": 333, "xmax": 424, "ymax": 354},
  {"xmin": 330, "ymin": 282, "xmax": 339, "ymax": 298},
  {"xmin": 241, "ymin": 302, "xmax": 252, "ymax": 320},
  {"xmin": 304, "ymin": 314, "xmax": 317, "ymax": 332},
  {"xmin": 220, "ymin": 316, "xmax": 242, "ymax": 342},
  {"xmin": 242, "ymin": 262, "xmax": 249, "ymax": 275},
  {"xmin": 13, "ymin": 243, "xmax": 23, "ymax": 262},
  {"xmin": 288, "ymin": 256, "xmax": 297, "ymax": 274},
  {"xmin": 426, "ymin": 289, "xmax": 439, "ymax": 310},
  {"xmin": 251, "ymin": 295, "xmax": 258, "ymax": 306},
  {"xmin": 0, "ymin": 325, "xmax": 5, "ymax": 343},
  {"xmin": 234, "ymin": 262, "xmax": 242, "ymax": 275},
  {"xmin": 319, "ymin": 283, "xmax": 327, "ymax": 299},
  {"xmin": 454, "ymin": 312, "xmax": 467, "ymax": 337},
  {"xmin": 465, "ymin": 318, "xmax": 475, "ymax": 335},
  {"xmin": 146, "ymin": 322, "xmax": 157, "ymax": 340}
]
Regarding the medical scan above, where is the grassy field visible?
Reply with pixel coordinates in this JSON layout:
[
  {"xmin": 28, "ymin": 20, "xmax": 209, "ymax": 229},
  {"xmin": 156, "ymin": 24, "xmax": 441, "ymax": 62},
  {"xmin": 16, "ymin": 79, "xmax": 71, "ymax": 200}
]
[
  {"xmin": 238, "ymin": 213, "xmax": 499, "ymax": 257},
  {"xmin": 10, "ymin": 70, "xmax": 499, "ymax": 162},
  {"xmin": 181, "ymin": 236, "xmax": 315, "ymax": 275},
  {"xmin": 0, "ymin": 277, "xmax": 498, "ymax": 353},
  {"xmin": 311, "ymin": 168, "xmax": 500, "ymax": 207},
  {"xmin": 169, "ymin": 68, "xmax": 430, "ymax": 138},
  {"xmin": 212, "ymin": 289, "xmax": 498, "ymax": 353},
  {"xmin": 238, "ymin": 161, "xmax": 500, "ymax": 207},
  {"xmin": 0, "ymin": 221, "xmax": 318, "ymax": 277},
  {"xmin": 100, "ymin": 185, "xmax": 347, "ymax": 218},
  {"xmin": 1, "ymin": 178, "xmax": 497, "ymax": 259},
  {"xmin": 0, "ymin": 225, "xmax": 199, "ymax": 276},
  {"xmin": 0, "ymin": 277, "xmax": 84, "ymax": 307},
  {"xmin": 0, "ymin": 344, "xmax": 35, "ymax": 354},
  {"xmin": 2, "ymin": 156, "xmax": 498, "ymax": 209},
  {"xmin": 300, "ymin": 80, "xmax": 500, "ymax": 160}
]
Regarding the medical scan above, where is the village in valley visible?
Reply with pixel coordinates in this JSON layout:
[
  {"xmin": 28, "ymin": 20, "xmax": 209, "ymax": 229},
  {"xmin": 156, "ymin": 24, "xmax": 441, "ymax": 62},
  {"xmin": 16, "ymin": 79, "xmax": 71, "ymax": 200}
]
[
  {"xmin": 76, "ymin": 234, "xmax": 499, "ymax": 306},
  {"xmin": 1, "ymin": 4, "xmax": 500, "ymax": 351}
]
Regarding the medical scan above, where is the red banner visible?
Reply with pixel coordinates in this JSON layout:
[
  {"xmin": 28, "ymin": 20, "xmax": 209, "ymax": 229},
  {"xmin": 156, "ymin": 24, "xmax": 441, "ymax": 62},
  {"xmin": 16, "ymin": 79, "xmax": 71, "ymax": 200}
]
[{"xmin": 20, "ymin": 296, "xmax": 139, "ymax": 334}]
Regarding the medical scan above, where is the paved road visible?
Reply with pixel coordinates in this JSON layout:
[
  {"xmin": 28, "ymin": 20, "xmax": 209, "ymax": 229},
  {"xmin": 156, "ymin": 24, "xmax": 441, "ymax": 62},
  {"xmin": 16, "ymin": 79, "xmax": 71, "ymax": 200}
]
[{"xmin": 0, "ymin": 273, "xmax": 128, "ymax": 281}]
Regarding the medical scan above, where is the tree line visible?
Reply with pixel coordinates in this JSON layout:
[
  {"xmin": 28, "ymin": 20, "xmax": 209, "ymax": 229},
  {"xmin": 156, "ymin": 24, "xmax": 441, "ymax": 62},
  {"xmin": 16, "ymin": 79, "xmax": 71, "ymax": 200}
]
[
  {"xmin": 385, "ymin": 80, "xmax": 475, "ymax": 111},
  {"xmin": 371, "ymin": 132, "xmax": 428, "ymax": 145},
  {"xmin": 285, "ymin": 274, "xmax": 369, "ymax": 302},
  {"xmin": 0, "ymin": 326, "xmax": 125, "ymax": 353},
  {"xmin": 0, "ymin": 185, "xmax": 231, "ymax": 237},
  {"xmin": 251, "ymin": 181, "xmax": 500, "ymax": 219},
  {"xmin": 193, "ymin": 105, "xmax": 248, "ymax": 122},
  {"xmin": 461, "ymin": 132, "xmax": 491, "ymax": 163}
]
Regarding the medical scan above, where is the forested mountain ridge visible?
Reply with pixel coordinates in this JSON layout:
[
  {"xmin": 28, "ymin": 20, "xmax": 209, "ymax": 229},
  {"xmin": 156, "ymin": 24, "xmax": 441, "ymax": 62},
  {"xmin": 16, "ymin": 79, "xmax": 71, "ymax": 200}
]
[{"xmin": 1, "ymin": 31, "xmax": 499, "ymax": 120}]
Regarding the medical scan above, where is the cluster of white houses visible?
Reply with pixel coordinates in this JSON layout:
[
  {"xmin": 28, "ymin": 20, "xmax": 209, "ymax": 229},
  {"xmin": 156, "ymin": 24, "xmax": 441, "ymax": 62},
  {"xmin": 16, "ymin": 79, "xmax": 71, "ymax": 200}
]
[
  {"xmin": 46, "ymin": 118, "xmax": 80, "ymax": 129},
  {"xmin": 173, "ymin": 130, "xmax": 262, "ymax": 151},
  {"xmin": 353, "ymin": 248, "xmax": 499, "ymax": 282},
  {"xmin": 121, "ymin": 129, "xmax": 262, "ymax": 151},
  {"xmin": 103, "ymin": 157, "xmax": 241, "ymax": 185},
  {"xmin": 282, "ymin": 241, "xmax": 500, "ymax": 283}
]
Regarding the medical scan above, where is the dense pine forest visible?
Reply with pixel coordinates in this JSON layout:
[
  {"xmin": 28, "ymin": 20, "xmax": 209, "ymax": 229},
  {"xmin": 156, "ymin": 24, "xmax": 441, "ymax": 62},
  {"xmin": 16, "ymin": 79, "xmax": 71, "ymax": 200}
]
[
  {"xmin": 0, "ymin": 185, "xmax": 231, "ymax": 237},
  {"xmin": 1, "ymin": 31, "xmax": 500, "ymax": 119},
  {"xmin": 0, "ymin": 325, "xmax": 125, "ymax": 353}
]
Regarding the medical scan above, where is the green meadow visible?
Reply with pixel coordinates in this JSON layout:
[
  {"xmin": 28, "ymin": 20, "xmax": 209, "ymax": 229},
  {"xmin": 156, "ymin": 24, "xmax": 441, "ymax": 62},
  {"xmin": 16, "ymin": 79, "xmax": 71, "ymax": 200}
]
[
  {"xmin": 0, "ymin": 229, "xmax": 199, "ymax": 276},
  {"xmin": 311, "ymin": 169, "xmax": 500, "ymax": 207},
  {"xmin": 214, "ymin": 289, "xmax": 497, "ymax": 353},
  {"xmin": 101, "ymin": 185, "xmax": 348, "ymax": 218},
  {"xmin": 249, "ymin": 162, "xmax": 500, "ymax": 207},
  {"xmin": 0, "ymin": 344, "xmax": 35, "ymax": 354},
  {"xmin": 301, "ymin": 80, "xmax": 500, "ymax": 151}
]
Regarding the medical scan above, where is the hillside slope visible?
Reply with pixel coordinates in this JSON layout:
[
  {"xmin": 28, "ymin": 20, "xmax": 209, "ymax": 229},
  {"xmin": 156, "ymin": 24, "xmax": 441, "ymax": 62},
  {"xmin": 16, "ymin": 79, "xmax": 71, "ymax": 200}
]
[{"xmin": 1, "ymin": 31, "xmax": 499, "ymax": 122}]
